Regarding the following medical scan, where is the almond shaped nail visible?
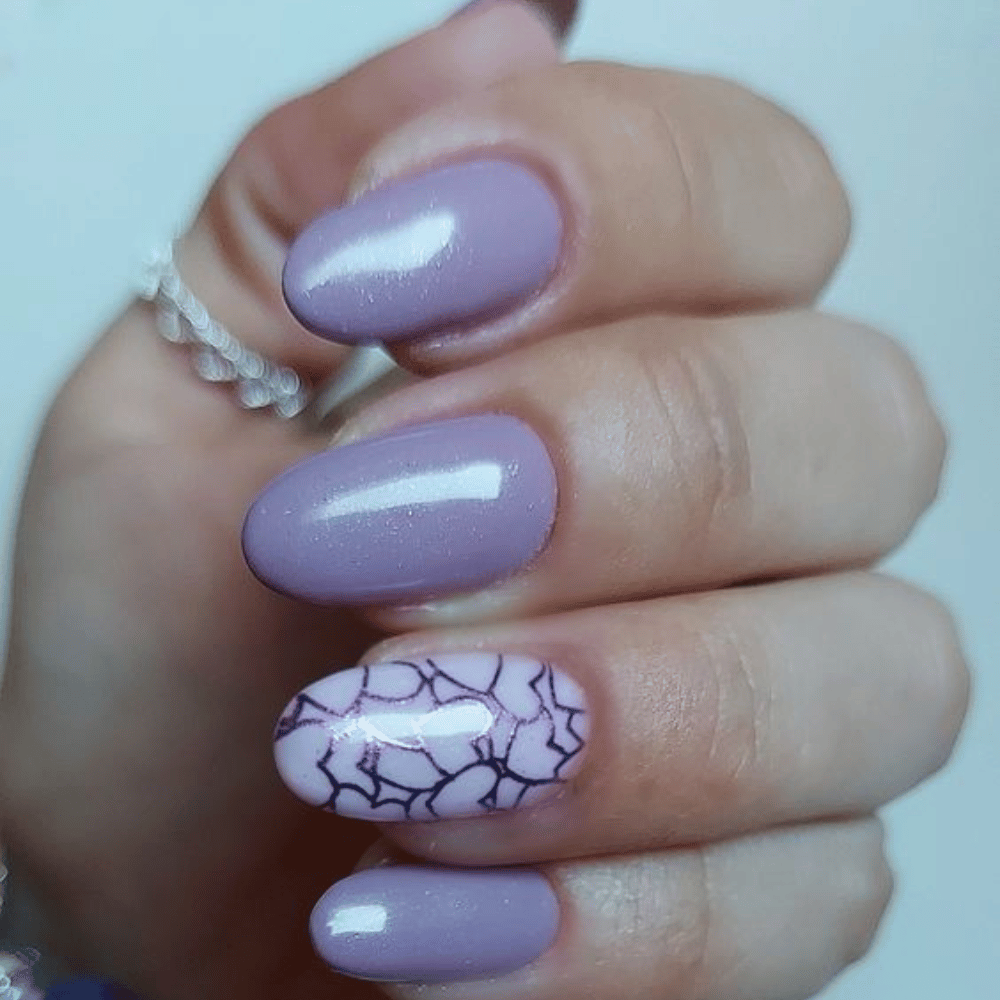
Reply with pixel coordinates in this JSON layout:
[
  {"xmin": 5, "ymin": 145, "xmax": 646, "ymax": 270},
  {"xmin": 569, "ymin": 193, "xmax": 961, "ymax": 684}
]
[
  {"xmin": 282, "ymin": 159, "xmax": 564, "ymax": 344},
  {"xmin": 274, "ymin": 653, "xmax": 590, "ymax": 821},
  {"xmin": 242, "ymin": 414, "xmax": 558, "ymax": 605},
  {"xmin": 310, "ymin": 865, "xmax": 560, "ymax": 982}
]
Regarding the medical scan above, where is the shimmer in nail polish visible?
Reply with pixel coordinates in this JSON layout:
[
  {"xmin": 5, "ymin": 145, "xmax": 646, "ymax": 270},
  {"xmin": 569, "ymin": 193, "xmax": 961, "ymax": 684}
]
[
  {"xmin": 242, "ymin": 414, "xmax": 558, "ymax": 605},
  {"xmin": 274, "ymin": 653, "xmax": 589, "ymax": 821},
  {"xmin": 282, "ymin": 159, "xmax": 563, "ymax": 344},
  {"xmin": 310, "ymin": 866, "xmax": 559, "ymax": 982}
]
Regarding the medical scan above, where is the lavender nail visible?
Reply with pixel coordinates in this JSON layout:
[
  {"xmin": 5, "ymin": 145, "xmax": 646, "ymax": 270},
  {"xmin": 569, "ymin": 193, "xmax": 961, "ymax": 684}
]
[
  {"xmin": 274, "ymin": 653, "xmax": 589, "ymax": 821},
  {"xmin": 242, "ymin": 414, "xmax": 558, "ymax": 605},
  {"xmin": 310, "ymin": 865, "xmax": 560, "ymax": 982},
  {"xmin": 282, "ymin": 159, "xmax": 564, "ymax": 344}
]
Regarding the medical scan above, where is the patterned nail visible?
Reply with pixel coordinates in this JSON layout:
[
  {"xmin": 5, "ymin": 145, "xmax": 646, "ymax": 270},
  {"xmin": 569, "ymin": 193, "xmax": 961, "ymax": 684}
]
[
  {"xmin": 310, "ymin": 865, "xmax": 559, "ymax": 982},
  {"xmin": 242, "ymin": 414, "xmax": 558, "ymax": 606},
  {"xmin": 274, "ymin": 653, "xmax": 590, "ymax": 821},
  {"xmin": 282, "ymin": 159, "xmax": 563, "ymax": 344}
]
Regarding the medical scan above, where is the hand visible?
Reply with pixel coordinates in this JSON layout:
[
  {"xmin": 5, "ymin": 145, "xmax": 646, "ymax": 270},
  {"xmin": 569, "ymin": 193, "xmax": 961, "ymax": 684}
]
[{"xmin": 0, "ymin": 2, "xmax": 967, "ymax": 998}]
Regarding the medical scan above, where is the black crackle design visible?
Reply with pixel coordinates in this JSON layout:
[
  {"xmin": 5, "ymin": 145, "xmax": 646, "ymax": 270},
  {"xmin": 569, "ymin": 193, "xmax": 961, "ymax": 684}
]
[{"xmin": 274, "ymin": 655, "xmax": 589, "ymax": 821}]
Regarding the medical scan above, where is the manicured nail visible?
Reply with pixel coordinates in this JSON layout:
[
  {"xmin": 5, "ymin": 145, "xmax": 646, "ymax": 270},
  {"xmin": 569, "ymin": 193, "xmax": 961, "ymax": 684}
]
[
  {"xmin": 44, "ymin": 980, "xmax": 139, "ymax": 999},
  {"xmin": 274, "ymin": 653, "xmax": 589, "ymax": 820},
  {"xmin": 310, "ymin": 865, "xmax": 559, "ymax": 982},
  {"xmin": 282, "ymin": 160, "xmax": 563, "ymax": 345},
  {"xmin": 242, "ymin": 414, "xmax": 558, "ymax": 605}
]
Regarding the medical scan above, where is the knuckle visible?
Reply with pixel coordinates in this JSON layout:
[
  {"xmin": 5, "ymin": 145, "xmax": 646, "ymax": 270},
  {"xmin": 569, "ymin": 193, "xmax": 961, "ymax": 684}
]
[
  {"xmin": 644, "ymin": 97, "xmax": 715, "ymax": 270},
  {"xmin": 683, "ymin": 611, "xmax": 771, "ymax": 813},
  {"xmin": 575, "ymin": 854, "xmax": 719, "ymax": 998},
  {"xmin": 633, "ymin": 336, "xmax": 752, "ymax": 554},
  {"xmin": 861, "ymin": 325, "xmax": 949, "ymax": 520},
  {"xmin": 570, "ymin": 63, "xmax": 716, "ymax": 265},
  {"xmin": 895, "ymin": 582, "xmax": 972, "ymax": 768},
  {"xmin": 760, "ymin": 91, "xmax": 854, "ymax": 265},
  {"xmin": 569, "ymin": 64, "xmax": 853, "ymax": 291},
  {"xmin": 693, "ymin": 74, "xmax": 853, "ymax": 289},
  {"xmin": 838, "ymin": 820, "xmax": 896, "ymax": 967},
  {"xmin": 649, "ymin": 849, "xmax": 718, "ymax": 996}
]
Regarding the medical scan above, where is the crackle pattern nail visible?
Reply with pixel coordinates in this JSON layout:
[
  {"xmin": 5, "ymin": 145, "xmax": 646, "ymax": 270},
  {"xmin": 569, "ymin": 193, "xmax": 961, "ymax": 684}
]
[{"xmin": 274, "ymin": 654, "xmax": 590, "ymax": 821}]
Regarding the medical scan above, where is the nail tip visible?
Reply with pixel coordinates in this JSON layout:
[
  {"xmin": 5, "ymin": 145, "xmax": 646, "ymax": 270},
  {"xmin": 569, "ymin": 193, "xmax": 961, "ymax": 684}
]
[{"xmin": 282, "ymin": 250, "xmax": 355, "ymax": 346}]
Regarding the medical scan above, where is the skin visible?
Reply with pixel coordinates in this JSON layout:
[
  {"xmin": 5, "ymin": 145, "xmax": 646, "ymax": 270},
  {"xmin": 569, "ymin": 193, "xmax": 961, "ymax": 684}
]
[{"xmin": 0, "ymin": 2, "xmax": 969, "ymax": 999}]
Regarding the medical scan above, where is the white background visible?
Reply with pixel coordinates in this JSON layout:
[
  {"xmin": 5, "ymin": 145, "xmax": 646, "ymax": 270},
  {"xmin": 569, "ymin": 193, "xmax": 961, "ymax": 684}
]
[{"xmin": 1, "ymin": 1, "xmax": 997, "ymax": 996}]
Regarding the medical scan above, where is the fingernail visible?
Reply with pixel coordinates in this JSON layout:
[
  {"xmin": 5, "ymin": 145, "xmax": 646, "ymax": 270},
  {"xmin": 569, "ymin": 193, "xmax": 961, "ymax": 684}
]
[
  {"xmin": 44, "ymin": 980, "xmax": 140, "ymax": 999},
  {"xmin": 310, "ymin": 865, "xmax": 559, "ymax": 982},
  {"xmin": 274, "ymin": 653, "xmax": 589, "ymax": 820},
  {"xmin": 242, "ymin": 414, "xmax": 558, "ymax": 605},
  {"xmin": 282, "ymin": 160, "xmax": 563, "ymax": 345}
]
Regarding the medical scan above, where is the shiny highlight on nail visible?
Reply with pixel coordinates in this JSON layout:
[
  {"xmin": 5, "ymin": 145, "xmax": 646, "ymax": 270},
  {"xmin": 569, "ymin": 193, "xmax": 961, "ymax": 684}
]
[
  {"xmin": 242, "ymin": 414, "xmax": 558, "ymax": 606},
  {"xmin": 311, "ymin": 865, "xmax": 560, "ymax": 982},
  {"xmin": 274, "ymin": 653, "xmax": 590, "ymax": 821},
  {"xmin": 283, "ymin": 159, "xmax": 563, "ymax": 345}
]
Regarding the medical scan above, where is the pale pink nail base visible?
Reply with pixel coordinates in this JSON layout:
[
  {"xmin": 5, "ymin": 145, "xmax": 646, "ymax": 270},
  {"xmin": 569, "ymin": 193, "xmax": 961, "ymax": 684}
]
[{"xmin": 274, "ymin": 654, "xmax": 590, "ymax": 821}]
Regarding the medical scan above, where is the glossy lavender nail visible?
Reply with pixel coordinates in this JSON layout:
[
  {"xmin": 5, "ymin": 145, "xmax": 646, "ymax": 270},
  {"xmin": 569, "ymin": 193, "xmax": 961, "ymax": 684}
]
[
  {"xmin": 282, "ymin": 159, "xmax": 564, "ymax": 344},
  {"xmin": 310, "ymin": 865, "xmax": 560, "ymax": 982},
  {"xmin": 242, "ymin": 414, "xmax": 558, "ymax": 605},
  {"xmin": 274, "ymin": 653, "xmax": 589, "ymax": 821}
]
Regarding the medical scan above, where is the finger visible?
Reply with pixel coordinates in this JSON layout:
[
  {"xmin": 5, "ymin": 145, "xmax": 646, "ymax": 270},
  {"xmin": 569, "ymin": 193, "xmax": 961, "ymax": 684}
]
[
  {"xmin": 180, "ymin": 0, "xmax": 563, "ymax": 379},
  {"xmin": 450, "ymin": 0, "xmax": 580, "ymax": 37},
  {"xmin": 309, "ymin": 819, "xmax": 891, "ymax": 998},
  {"xmin": 271, "ymin": 573, "xmax": 968, "ymax": 863},
  {"xmin": 279, "ymin": 62, "xmax": 850, "ymax": 371},
  {"xmin": 62, "ymin": 2, "xmax": 561, "ymax": 453},
  {"xmin": 0, "ymin": 13, "xmax": 564, "ymax": 998},
  {"xmin": 242, "ymin": 311, "xmax": 944, "ymax": 620}
]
